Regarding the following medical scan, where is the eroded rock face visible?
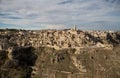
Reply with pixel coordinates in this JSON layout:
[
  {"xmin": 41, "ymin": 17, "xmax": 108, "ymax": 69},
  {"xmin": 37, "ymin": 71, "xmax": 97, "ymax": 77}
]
[
  {"xmin": 31, "ymin": 46, "xmax": 120, "ymax": 78},
  {"xmin": 5, "ymin": 46, "xmax": 37, "ymax": 67},
  {"xmin": 0, "ymin": 46, "xmax": 37, "ymax": 78},
  {"xmin": 0, "ymin": 29, "xmax": 120, "ymax": 78},
  {"xmin": 31, "ymin": 47, "xmax": 79, "ymax": 78},
  {"xmin": 0, "ymin": 45, "xmax": 120, "ymax": 78}
]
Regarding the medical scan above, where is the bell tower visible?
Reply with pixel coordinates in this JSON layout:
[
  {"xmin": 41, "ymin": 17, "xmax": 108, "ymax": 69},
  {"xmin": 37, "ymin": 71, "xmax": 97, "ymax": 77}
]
[{"xmin": 74, "ymin": 25, "xmax": 77, "ymax": 30}]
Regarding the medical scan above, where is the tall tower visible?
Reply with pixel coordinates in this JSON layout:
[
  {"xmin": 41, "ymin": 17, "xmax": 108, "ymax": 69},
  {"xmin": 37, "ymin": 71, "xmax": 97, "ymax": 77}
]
[{"xmin": 74, "ymin": 25, "xmax": 77, "ymax": 30}]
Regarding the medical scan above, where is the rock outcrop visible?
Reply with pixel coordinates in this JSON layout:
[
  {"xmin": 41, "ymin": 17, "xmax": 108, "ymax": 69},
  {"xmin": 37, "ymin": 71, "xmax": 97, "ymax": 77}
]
[
  {"xmin": 0, "ymin": 29, "xmax": 120, "ymax": 78},
  {"xmin": 0, "ymin": 46, "xmax": 37, "ymax": 78}
]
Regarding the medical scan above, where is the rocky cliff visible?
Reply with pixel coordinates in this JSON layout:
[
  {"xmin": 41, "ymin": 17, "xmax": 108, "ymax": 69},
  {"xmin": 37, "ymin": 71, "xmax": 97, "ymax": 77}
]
[{"xmin": 0, "ymin": 29, "xmax": 120, "ymax": 78}]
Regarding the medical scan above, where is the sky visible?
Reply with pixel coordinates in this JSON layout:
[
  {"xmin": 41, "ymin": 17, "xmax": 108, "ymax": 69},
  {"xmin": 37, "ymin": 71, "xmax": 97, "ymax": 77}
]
[{"xmin": 0, "ymin": 0, "xmax": 120, "ymax": 30}]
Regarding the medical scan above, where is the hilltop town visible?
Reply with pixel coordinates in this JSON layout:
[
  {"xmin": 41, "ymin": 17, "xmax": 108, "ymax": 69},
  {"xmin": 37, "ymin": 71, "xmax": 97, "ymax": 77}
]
[
  {"xmin": 0, "ymin": 26, "xmax": 120, "ymax": 50},
  {"xmin": 0, "ymin": 27, "xmax": 120, "ymax": 78}
]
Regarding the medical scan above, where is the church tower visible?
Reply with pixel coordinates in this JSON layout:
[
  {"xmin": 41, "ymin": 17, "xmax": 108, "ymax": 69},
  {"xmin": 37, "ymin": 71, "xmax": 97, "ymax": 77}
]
[{"xmin": 74, "ymin": 25, "xmax": 77, "ymax": 30}]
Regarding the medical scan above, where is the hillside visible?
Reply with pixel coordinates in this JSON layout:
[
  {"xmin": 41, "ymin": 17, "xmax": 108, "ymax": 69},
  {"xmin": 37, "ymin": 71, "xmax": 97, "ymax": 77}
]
[{"xmin": 0, "ymin": 29, "xmax": 120, "ymax": 78}]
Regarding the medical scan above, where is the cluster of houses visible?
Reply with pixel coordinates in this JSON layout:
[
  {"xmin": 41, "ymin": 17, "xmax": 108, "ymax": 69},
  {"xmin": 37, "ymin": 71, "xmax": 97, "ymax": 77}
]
[{"xmin": 0, "ymin": 27, "xmax": 118, "ymax": 51}]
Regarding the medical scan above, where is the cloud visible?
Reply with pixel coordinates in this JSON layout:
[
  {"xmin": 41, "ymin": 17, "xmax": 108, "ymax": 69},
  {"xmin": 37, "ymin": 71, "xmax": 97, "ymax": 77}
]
[
  {"xmin": 0, "ymin": 0, "xmax": 120, "ymax": 30},
  {"xmin": 58, "ymin": 0, "xmax": 73, "ymax": 5},
  {"xmin": 105, "ymin": 0, "xmax": 120, "ymax": 4}
]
